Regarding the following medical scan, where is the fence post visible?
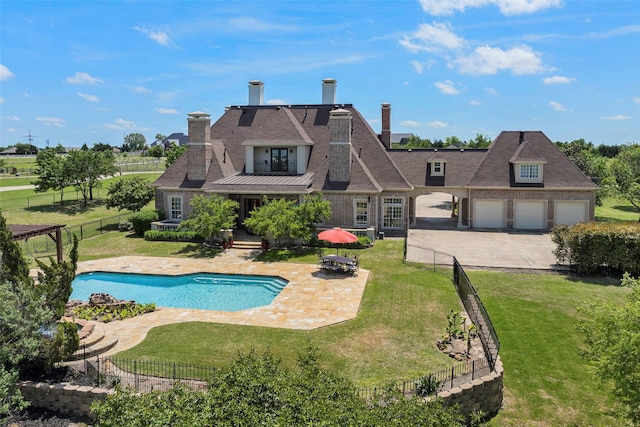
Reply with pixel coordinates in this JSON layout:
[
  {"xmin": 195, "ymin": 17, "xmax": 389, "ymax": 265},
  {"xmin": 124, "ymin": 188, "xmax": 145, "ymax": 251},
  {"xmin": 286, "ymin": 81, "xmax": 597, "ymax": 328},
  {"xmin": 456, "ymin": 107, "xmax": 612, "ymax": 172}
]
[
  {"xmin": 450, "ymin": 366, "xmax": 454, "ymax": 389},
  {"xmin": 96, "ymin": 357, "xmax": 100, "ymax": 387}
]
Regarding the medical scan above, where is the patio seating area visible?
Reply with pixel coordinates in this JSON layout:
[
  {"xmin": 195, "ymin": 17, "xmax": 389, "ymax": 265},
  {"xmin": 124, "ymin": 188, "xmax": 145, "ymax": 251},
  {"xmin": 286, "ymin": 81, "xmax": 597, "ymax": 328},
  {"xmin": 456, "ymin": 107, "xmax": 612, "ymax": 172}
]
[{"xmin": 318, "ymin": 252, "xmax": 360, "ymax": 275}]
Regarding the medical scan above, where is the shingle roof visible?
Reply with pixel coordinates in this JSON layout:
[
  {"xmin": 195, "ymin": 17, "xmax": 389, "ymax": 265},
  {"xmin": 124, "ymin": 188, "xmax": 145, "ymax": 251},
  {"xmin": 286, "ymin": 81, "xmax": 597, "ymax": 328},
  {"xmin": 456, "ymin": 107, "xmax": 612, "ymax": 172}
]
[{"xmin": 468, "ymin": 131, "xmax": 598, "ymax": 188}]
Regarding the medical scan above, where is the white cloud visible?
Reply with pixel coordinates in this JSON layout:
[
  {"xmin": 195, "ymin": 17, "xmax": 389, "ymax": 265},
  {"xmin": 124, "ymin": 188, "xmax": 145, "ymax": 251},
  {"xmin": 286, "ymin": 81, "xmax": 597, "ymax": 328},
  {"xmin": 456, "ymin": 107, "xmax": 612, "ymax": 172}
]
[
  {"xmin": 601, "ymin": 115, "xmax": 630, "ymax": 121},
  {"xmin": 454, "ymin": 45, "xmax": 546, "ymax": 75},
  {"xmin": 485, "ymin": 87, "xmax": 499, "ymax": 96},
  {"xmin": 133, "ymin": 25, "xmax": 176, "ymax": 47},
  {"xmin": 401, "ymin": 120, "xmax": 424, "ymax": 127},
  {"xmin": 0, "ymin": 97, "xmax": 4, "ymax": 104},
  {"xmin": 633, "ymin": 97, "xmax": 640, "ymax": 105},
  {"xmin": 105, "ymin": 118, "xmax": 150, "ymax": 131},
  {"xmin": 6, "ymin": 128, "xmax": 16, "ymax": 132},
  {"xmin": 418, "ymin": 0, "xmax": 563, "ymax": 16},
  {"xmin": 469, "ymin": 100, "xmax": 482, "ymax": 106},
  {"xmin": 133, "ymin": 86, "xmax": 151, "ymax": 94},
  {"xmin": 155, "ymin": 107, "xmax": 179, "ymax": 114},
  {"xmin": 66, "ymin": 72, "xmax": 103, "ymax": 85},
  {"xmin": 548, "ymin": 101, "xmax": 570, "ymax": 111},
  {"xmin": 411, "ymin": 60, "xmax": 424, "ymax": 74},
  {"xmin": 36, "ymin": 117, "xmax": 65, "ymax": 127},
  {"xmin": 543, "ymin": 75, "xmax": 576, "ymax": 85},
  {"xmin": 0, "ymin": 64, "xmax": 15, "ymax": 80},
  {"xmin": 266, "ymin": 99, "xmax": 287, "ymax": 105},
  {"xmin": 434, "ymin": 80, "xmax": 463, "ymax": 95},
  {"xmin": 399, "ymin": 22, "xmax": 464, "ymax": 53},
  {"xmin": 427, "ymin": 120, "xmax": 448, "ymax": 128},
  {"xmin": 2, "ymin": 115, "xmax": 21, "ymax": 121},
  {"xmin": 78, "ymin": 92, "xmax": 100, "ymax": 102}
]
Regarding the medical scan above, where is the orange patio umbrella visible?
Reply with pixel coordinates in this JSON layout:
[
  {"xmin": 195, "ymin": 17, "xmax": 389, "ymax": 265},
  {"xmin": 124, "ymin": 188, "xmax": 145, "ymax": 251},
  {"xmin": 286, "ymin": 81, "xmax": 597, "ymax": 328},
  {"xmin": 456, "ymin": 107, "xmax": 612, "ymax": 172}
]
[{"xmin": 318, "ymin": 227, "xmax": 358, "ymax": 254}]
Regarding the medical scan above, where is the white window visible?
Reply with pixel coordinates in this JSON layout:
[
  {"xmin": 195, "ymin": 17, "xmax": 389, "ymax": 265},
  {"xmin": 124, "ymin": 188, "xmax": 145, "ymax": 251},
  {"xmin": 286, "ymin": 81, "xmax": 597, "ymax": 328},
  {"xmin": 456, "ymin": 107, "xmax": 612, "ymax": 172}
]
[
  {"xmin": 519, "ymin": 164, "xmax": 539, "ymax": 179},
  {"xmin": 429, "ymin": 161, "xmax": 445, "ymax": 176},
  {"xmin": 433, "ymin": 162, "xmax": 442, "ymax": 173},
  {"xmin": 383, "ymin": 197, "xmax": 403, "ymax": 229},
  {"xmin": 170, "ymin": 196, "xmax": 183, "ymax": 221},
  {"xmin": 354, "ymin": 199, "xmax": 369, "ymax": 226}
]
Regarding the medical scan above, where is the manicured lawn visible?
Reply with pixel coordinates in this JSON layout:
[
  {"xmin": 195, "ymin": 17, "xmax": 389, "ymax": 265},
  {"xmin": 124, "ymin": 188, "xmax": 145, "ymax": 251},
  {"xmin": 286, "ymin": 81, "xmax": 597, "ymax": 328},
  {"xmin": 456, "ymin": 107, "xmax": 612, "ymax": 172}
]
[
  {"xmin": 469, "ymin": 271, "xmax": 628, "ymax": 426},
  {"xmin": 595, "ymin": 197, "xmax": 639, "ymax": 222}
]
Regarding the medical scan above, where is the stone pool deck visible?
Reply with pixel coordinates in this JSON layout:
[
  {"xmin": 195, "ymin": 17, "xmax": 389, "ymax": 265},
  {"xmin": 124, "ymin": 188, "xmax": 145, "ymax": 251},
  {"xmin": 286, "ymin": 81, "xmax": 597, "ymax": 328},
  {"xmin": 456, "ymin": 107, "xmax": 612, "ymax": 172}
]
[{"xmin": 75, "ymin": 250, "xmax": 369, "ymax": 356}]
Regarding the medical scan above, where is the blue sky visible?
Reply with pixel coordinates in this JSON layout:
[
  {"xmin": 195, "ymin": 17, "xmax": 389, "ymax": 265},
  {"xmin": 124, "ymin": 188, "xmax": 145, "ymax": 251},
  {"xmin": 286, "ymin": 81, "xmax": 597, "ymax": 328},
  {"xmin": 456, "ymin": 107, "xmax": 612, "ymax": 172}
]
[{"xmin": 1, "ymin": 0, "xmax": 639, "ymax": 148}]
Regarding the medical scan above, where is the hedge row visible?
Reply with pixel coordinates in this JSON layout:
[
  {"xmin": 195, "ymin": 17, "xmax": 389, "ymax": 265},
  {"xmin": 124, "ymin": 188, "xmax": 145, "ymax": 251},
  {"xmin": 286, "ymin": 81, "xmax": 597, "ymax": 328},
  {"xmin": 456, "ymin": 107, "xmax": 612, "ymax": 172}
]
[
  {"xmin": 129, "ymin": 209, "xmax": 163, "ymax": 236},
  {"xmin": 143, "ymin": 230, "xmax": 204, "ymax": 242},
  {"xmin": 551, "ymin": 222, "xmax": 640, "ymax": 275}
]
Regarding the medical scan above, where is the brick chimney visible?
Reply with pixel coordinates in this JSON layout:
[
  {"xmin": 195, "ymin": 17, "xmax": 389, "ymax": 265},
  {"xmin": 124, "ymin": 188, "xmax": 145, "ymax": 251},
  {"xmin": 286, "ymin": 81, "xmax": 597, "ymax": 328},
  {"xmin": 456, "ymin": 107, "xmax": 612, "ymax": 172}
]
[
  {"xmin": 187, "ymin": 111, "xmax": 212, "ymax": 181},
  {"xmin": 248, "ymin": 80, "xmax": 264, "ymax": 105},
  {"xmin": 322, "ymin": 78, "xmax": 337, "ymax": 104},
  {"xmin": 381, "ymin": 103, "xmax": 391, "ymax": 149},
  {"xmin": 328, "ymin": 108, "xmax": 352, "ymax": 182}
]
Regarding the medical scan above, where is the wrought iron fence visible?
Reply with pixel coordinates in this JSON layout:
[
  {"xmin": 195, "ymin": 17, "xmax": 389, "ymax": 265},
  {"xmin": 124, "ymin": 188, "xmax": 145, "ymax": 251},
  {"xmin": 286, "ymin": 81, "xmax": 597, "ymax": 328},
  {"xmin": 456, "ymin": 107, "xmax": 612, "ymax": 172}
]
[
  {"xmin": 453, "ymin": 257, "xmax": 500, "ymax": 370},
  {"xmin": 82, "ymin": 354, "xmax": 490, "ymax": 397}
]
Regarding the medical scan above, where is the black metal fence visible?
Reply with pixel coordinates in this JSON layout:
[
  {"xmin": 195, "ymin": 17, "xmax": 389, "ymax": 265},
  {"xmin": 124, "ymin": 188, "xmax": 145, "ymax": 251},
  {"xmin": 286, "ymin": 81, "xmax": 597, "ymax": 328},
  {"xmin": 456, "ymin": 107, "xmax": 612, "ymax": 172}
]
[
  {"xmin": 82, "ymin": 354, "xmax": 490, "ymax": 397},
  {"xmin": 1, "ymin": 189, "xmax": 106, "ymax": 210},
  {"xmin": 452, "ymin": 257, "xmax": 500, "ymax": 370}
]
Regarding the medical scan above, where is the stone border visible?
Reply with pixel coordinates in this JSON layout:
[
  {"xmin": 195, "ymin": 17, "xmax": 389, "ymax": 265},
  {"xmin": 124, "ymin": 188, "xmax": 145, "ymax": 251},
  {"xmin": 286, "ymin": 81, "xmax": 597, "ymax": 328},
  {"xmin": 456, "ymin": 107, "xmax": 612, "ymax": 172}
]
[
  {"xmin": 18, "ymin": 381, "xmax": 113, "ymax": 419},
  {"xmin": 438, "ymin": 355, "xmax": 503, "ymax": 418}
]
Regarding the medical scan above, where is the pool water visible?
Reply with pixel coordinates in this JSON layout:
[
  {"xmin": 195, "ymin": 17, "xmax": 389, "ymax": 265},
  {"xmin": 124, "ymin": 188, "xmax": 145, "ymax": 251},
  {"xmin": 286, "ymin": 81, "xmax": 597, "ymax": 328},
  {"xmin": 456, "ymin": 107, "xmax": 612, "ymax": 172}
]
[{"xmin": 71, "ymin": 272, "xmax": 288, "ymax": 312}]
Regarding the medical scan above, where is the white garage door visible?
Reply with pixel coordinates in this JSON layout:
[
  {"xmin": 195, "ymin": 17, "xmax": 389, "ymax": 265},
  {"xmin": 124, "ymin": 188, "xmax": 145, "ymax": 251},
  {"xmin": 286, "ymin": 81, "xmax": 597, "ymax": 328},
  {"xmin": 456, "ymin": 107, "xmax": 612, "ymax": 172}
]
[
  {"xmin": 474, "ymin": 200, "xmax": 505, "ymax": 228},
  {"xmin": 555, "ymin": 201, "xmax": 588, "ymax": 226},
  {"xmin": 514, "ymin": 200, "xmax": 546, "ymax": 229}
]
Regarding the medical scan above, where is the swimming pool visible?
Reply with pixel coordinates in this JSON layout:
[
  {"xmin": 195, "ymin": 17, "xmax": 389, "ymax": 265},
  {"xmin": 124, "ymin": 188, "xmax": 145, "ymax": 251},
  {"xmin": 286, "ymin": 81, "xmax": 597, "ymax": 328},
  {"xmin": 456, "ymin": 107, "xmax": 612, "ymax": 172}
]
[{"xmin": 71, "ymin": 272, "xmax": 288, "ymax": 312}]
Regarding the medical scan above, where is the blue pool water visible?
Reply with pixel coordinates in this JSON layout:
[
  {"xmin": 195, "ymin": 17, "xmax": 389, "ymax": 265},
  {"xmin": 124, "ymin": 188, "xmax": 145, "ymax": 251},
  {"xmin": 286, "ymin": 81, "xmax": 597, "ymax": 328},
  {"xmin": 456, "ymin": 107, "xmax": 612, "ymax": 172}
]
[{"xmin": 71, "ymin": 272, "xmax": 288, "ymax": 312}]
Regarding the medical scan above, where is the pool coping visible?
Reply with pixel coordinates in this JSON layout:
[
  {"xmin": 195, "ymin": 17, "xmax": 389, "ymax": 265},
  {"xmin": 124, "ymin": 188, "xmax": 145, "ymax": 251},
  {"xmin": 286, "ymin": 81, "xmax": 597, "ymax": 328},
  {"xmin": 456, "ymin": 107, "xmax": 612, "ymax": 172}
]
[{"xmin": 75, "ymin": 253, "xmax": 369, "ymax": 355}]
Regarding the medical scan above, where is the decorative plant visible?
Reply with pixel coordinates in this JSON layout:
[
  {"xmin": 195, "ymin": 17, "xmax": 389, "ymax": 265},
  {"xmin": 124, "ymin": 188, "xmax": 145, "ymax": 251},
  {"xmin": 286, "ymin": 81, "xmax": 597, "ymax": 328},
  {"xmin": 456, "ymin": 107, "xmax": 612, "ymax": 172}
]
[{"xmin": 414, "ymin": 374, "xmax": 442, "ymax": 397}]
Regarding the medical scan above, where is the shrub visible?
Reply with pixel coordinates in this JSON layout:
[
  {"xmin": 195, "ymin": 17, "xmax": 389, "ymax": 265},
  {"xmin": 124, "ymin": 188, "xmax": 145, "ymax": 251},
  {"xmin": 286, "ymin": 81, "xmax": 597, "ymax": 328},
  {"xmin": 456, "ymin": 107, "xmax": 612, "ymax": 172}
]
[
  {"xmin": 143, "ymin": 230, "xmax": 204, "ymax": 242},
  {"xmin": 129, "ymin": 210, "xmax": 162, "ymax": 236},
  {"xmin": 414, "ymin": 374, "xmax": 443, "ymax": 397},
  {"xmin": 551, "ymin": 222, "xmax": 640, "ymax": 275},
  {"xmin": 70, "ymin": 302, "xmax": 156, "ymax": 323}
]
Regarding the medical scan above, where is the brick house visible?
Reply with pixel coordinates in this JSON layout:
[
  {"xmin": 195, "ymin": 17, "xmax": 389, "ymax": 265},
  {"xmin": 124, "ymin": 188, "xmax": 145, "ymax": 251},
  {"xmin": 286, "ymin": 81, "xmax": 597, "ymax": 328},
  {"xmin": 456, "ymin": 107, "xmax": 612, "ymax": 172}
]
[{"xmin": 152, "ymin": 79, "xmax": 597, "ymax": 234}]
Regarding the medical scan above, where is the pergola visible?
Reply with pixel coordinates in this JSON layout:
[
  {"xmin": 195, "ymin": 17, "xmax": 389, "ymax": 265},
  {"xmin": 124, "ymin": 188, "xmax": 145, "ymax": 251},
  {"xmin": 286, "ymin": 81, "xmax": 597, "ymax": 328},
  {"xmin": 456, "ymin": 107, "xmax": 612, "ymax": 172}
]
[{"xmin": 8, "ymin": 224, "xmax": 66, "ymax": 263}]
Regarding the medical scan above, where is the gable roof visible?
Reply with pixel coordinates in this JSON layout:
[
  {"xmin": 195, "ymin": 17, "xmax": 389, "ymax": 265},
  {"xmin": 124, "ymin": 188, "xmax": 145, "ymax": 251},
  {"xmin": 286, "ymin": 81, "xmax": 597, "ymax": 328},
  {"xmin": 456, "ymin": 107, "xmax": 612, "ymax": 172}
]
[{"xmin": 468, "ymin": 131, "xmax": 598, "ymax": 189}]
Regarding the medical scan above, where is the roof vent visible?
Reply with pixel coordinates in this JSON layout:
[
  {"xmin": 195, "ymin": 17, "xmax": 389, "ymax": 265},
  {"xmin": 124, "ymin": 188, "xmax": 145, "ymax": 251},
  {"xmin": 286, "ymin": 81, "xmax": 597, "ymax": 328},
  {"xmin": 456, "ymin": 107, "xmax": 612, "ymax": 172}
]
[{"xmin": 322, "ymin": 78, "xmax": 337, "ymax": 104}]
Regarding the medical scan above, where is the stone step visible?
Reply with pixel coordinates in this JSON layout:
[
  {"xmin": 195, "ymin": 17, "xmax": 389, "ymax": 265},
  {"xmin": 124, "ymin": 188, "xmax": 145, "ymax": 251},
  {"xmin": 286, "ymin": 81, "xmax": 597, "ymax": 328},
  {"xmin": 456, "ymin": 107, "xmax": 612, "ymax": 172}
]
[
  {"xmin": 230, "ymin": 241, "xmax": 263, "ymax": 250},
  {"xmin": 69, "ymin": 334, "xmax": 119, "ymax": 361}
]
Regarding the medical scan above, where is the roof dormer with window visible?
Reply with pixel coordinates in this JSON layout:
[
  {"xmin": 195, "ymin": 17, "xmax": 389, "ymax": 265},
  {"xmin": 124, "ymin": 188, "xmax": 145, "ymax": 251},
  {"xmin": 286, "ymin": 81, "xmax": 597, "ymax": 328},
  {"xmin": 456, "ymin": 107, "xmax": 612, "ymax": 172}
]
[{"xmin": 510, "ymin": 140, "xmax": 546, "ymax": 185}]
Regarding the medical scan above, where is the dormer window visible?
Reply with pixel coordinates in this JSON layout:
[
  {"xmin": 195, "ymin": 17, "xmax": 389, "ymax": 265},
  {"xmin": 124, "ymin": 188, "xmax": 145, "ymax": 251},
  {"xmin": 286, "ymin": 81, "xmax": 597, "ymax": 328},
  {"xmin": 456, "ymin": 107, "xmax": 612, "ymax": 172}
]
[
  {"xmin": 429, "ymin": 159, "xmax": 445, "ymax": 177},
  {"xmin": 519, "ymin": 164, "xmax": 539, "ymax": 179},
  {"xmin": 514, "ymin": 162, "xmax": 544, "ymax": 183}
]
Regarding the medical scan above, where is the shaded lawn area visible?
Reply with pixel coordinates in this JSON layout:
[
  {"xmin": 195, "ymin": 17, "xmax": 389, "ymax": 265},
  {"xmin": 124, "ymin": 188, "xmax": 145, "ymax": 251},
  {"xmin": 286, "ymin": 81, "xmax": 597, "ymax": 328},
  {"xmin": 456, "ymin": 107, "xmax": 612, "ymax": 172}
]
[
  {"xmin": 113, "ymin": 239, "xmax": 463, "ymax": 387},
  {"xmin": 595, "ymin": 197, "xmax": 639, "ymax": 222},
  {"xmin": 469, "ymin": 271, "xmax": 629, "ymax": 426}
]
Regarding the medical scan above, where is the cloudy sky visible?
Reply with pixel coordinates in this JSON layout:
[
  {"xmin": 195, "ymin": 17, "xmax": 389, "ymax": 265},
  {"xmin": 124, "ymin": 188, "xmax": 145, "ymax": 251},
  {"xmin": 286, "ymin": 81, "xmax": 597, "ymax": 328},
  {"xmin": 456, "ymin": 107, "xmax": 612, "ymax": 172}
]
[{"xmin": 1, "ymin": 0, "xmax": 638, "ymax": 148}]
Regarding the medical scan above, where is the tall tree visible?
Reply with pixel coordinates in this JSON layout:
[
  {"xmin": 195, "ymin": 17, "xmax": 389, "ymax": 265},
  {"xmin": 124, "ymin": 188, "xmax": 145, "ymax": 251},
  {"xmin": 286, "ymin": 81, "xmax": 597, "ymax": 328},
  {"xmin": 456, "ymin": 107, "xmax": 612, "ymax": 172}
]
[
  {"xmin": 602, "ymin": 144, "xmax": 640, "ymax": 221},
  {"xmin": 105, "ymin": 176, "xmax": 155, "ymax": 212},
  {"xmin": 578, "ymin": 273, "xmax": 640, "ymax": 424},
  {"xmin": 67, "ymin": 150, "xmax": 117, "ymax": 207},
  {"xmin": 123, "ymin": 133, "xmax": 146, "ymax": 152},
  {"xmin": 33, "ymin": 148, "xmax": 71, "ymax": 205},
  {"xmin": 165, "ymin": 144, "xmax": 187, "ymax": 168},
  {"xmin": 178, "ymin": 195, "xmax": 239, "ymax": 242}
]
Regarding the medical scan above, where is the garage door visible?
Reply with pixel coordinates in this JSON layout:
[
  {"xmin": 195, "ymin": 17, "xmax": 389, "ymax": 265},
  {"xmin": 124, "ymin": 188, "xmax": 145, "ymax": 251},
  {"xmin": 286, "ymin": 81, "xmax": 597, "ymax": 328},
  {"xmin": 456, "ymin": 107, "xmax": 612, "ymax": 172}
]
[
  {"xmin": 473, "ymin": 200, "xmax": 505, "ymax": 228},
  {"xmin": 555, "ymin": 201, "xmax": 588, "ymax": 226},
  {"xmin": 514, "ymin": 200, "xmax": 546, "ymax": 229}
]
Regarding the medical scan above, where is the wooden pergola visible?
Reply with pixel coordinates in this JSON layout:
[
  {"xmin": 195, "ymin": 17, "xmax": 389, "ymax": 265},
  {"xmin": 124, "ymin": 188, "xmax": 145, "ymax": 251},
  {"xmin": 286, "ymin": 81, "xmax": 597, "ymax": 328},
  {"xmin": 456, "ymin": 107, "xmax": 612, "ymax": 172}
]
[{"xmin": 8, "ymin": 224, "xmax": 66, "ymax": 263}]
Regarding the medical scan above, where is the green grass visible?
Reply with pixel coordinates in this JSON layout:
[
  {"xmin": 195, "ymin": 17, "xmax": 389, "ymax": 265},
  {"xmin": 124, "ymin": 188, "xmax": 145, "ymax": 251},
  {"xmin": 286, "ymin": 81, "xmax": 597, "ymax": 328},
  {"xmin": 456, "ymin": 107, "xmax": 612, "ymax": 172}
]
[
  {"xmin": 470, "ymin": 272, "xmax": 628, "ymax": 426},
  {"xmin": 93, "ymin": 238, "xmax": 461, "ymax": 387},
  {"xmin": 595, "ymin": 197, "xmax": 639, "ymax": 222}
]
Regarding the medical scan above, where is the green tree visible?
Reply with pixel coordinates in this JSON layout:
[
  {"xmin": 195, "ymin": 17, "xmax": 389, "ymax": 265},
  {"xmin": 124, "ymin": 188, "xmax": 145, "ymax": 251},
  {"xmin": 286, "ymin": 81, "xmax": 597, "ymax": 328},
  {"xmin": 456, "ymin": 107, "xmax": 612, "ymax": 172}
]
[
  {"xmin": 467, "ymin": 134, "xmax": 492, "ymax": 148},
  {"xmin": 243, "ymin": 195, "xmax": 332, "ymax": 246},
  {"xmin": 92, "ymin": 142, "xmax": 113, "ymax": 152},
  {"xmin": 165, "ymin": 144, "xmax": 187, "ymax": 168},
  {"xmin": 155, "ymin": 133, "xmax": 166, "ymax": 142},
  {"xmin": 92, "ymin": 346, "xmax": 466, "ymax": 426},
  {"xmin": 33, "ymin": 148, "xmax": 72, "ymax": 205},
  {"xmin": 14, "ymin": 143, "xmax": 37, "ymax": 154},
  {"xmin": 178, "ymin": 195, "xmax": 239, "ymax": 242},
  {"xmin": 578, "ymin": 273, "xmax": 640, "ymax": 425},
  {"xmin": 0, "ymin": 214, "xmax": 76, "ymax": 419},
  {"xmin": 146, "ymin": 145, "xmax": 164, "ymax": 158},
  {"xmin": 602, "ymin": 144, "xmax": 640, "ymax": 221},
  {"xmin": 444, "ymin": 135, "xmax": 463, "ymax": 147},
  {"xmin": 105, "ymin": 176, "xmax": 155, "ymax": 212},
  {"xmin": 122, "ymin": 133, "xmax": 146, "ymax": 152},
  {"xmin": 67, "ymin": 150, "xmax": 117, "ymax": 207}
]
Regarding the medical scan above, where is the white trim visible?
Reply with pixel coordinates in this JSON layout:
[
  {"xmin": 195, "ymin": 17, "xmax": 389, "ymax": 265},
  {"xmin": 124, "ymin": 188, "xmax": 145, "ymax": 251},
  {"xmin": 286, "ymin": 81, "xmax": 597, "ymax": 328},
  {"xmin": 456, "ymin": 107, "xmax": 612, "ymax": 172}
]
[
  {"xmin": 353, "ymin": 198, "xmax": 369, "ymax": 227},
  {"xmin": 169, "ymin": 195, "xmax": 183, "ymax": 221}
]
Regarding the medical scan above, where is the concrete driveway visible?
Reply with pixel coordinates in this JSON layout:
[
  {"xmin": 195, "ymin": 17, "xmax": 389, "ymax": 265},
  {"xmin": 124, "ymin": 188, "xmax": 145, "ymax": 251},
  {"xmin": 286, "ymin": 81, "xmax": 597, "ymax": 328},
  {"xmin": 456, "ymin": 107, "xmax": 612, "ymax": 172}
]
[{"xmin": 405, "ymin": 193, "xmax": 560, "ymax": 271}]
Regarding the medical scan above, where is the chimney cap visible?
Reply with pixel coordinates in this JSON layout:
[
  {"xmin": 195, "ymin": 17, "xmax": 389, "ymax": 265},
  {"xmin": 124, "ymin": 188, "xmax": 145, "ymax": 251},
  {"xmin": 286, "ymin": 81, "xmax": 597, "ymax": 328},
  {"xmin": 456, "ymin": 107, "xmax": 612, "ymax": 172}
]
[
  {"xmin": 322, "ymin": 78, "xmax": 337, "ymax": 83},
  {"xmin": 187, "ymin": 111, "xmax": 210, "ymax": 118},
  {"xmin": 248, "ymin": 80, "xmax": 264, "ymax": 86}
]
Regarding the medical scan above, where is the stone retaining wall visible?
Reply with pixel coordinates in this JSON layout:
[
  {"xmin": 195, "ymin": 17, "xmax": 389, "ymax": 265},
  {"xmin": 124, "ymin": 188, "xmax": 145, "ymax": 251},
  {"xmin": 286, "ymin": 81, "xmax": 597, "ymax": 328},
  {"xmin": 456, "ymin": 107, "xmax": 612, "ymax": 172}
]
[
  {"xmin": 438, "ymin": 355, "xmax": 503, "ymax": 418},
  {"xmin": 18, "ymin": 380, "xmax": 114, "ymax": 419}
]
